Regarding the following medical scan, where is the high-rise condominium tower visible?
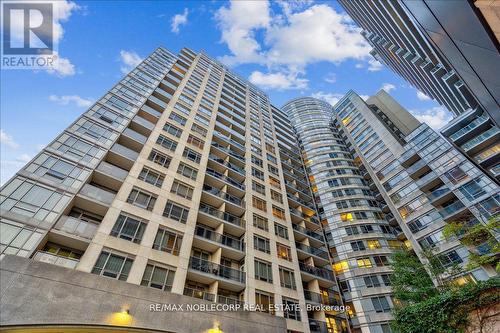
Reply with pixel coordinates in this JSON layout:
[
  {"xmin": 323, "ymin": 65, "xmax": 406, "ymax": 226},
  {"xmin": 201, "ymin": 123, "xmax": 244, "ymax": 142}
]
[
  {"xmin": 338, "ymin": 0, "xmax": 500, "ymax": 182},
  {"xmin": 0, "ymin": 46, "xmax": 498, "ymax": 333}
]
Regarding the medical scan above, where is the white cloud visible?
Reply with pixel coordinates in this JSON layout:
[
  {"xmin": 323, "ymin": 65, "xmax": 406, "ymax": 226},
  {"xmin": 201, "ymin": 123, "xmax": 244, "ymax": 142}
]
[
  {"xmin": 0, "ymin": 130, "xmax": 19, "ymax": 149},
  {"xmin": 355, "ymin": 63, "xmax": 364, "ymax": 69},
  {"xmin": 16, "ymin": 154, "xmax": 32, "ymax": 163},
  {"xmin": 381, "ymin": 83, "xmax": 396, "ymax": 93},
  {"xmin": 171, "ymin": 8, "xmax": 189, "ymax": 34},
  {"xmin": 360, "ymin": 94, "xmax": 370, "ymax": 101},
  {"xmin": 367, "ymin": 58, "xmax": 384, "ymax": 72},
  {"xmin": 416, "ymin": 91, "xmax": 431, "ymax": 101},
  {"xmin": 249, "ymin": 70, "xmax": 308, "ymax": 90},
  {"xmin": 119, "ymin": 50, "xmax": 143, "ymax": 74},
  {"xmin": 214, "ymin": 1, "xmax": 371, "ymax": 90},
  {"xmin": 46, "ymin": 53, "xmax": 76, "ymax": 77},
  {"xmin": 311, "ymin": 91, "xmax": 344, "ymax": 106},
  {"xmin": 49, "ymin": 95, "xmax": 94, "ymax": 108},
  {"xmin": 324, "ymin": 73, "xmax": 336, "ymax": 83},
  {"xmin": 412, "ymin": 106, "xmax": 453, "ymax": 130}
]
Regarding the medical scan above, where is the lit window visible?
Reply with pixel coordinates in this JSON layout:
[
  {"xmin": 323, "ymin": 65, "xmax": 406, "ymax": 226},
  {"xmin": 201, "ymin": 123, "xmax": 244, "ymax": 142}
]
[
  {"xmin": 333, "ymin": 260, "xmax": 349, "ymax": 273},
  {"xmin": 367, "ymin": 240, "xmax": 381, "ymax": 249}
]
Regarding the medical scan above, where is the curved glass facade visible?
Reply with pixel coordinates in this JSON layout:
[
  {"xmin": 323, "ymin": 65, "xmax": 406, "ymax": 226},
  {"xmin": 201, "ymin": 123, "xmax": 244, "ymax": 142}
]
[{"xmin": 283, "ymin": 97, "xmax": 397, "ymax": 333}]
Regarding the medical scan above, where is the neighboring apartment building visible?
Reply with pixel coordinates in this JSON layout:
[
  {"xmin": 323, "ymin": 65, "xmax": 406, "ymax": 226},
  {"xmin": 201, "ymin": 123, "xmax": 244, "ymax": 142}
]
[
  {"xmin": 0, "ymin": 46, "xmax": 349, "ymax": 333},
  {"xmin": 333, "ymin": 90, "xmax": 499, "ymax": 287},
  {"xmin": 338, "ymin": 0, "xmax": 500, "ymax": 182}
]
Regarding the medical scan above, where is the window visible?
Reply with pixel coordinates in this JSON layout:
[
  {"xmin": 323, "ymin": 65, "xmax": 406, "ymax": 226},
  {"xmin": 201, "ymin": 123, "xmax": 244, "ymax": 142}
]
[
  {"xmin": 141, "ymin": 263, "xmax": 175, "ymax": 291},
  {"xmin": 372, "ymin": 296, "xmax": 391, "ymax": 313},
  {"xmin": 282, "ymin": 298, "xmax": 301, "ymax": 321},
  {"xmin": 252, "ymin": 167, "xmax": 264, "ymax": 180},
  {"xmin": 252, "ymin": 196, "xmax": 267, "ymax": 212},
  {"xmin": 252, "ymin": 155, "xmax": 263, "ymax": 167},
  {"xmin": 191, "ymin": 123, "xmax": 207, "ymax": 137},
  {"xmin": 373, "ymin": 256, "xmax": 389, "ymax": 267},
  {"xmin": 266, "ymin": 154, "xmax": 277, "ymax": 165},
  {"xmin": 254, "ymin": 235, "xmax": 270, "ymax": 253},
  {"xmin": 270, "ymin": 190, "xmax": 283, "ymax": 203},
  {"xmin": 254, "ymin": 259, "xmax": 273, "ymax": 283},
  {"xmin": 171, "ymin": 180, "xmax": 194, "ymax": 200},
  {"xmin": 265, "ymin": 143, "xmax": 275, "ymax": 154},
  {"xmin": 333, "ymin": 260, "xmax": 349, "ymax": 273},
  {"xmin": 163, "ymin": 122, "xmax": 182, "ymax": 137},
  {"xmin": 364, "ymin": 275, "xmax": 381, "ymax": 288},
  {"xmin": 254, "ymin": 291, "xmax": 274, "ymax": 315},
  {"xmin": 163, "ymin": 200, "xmax": 189, "ymax": 223},
  {"xmin": 351, "ymin": 241, "xmax": 366, "ymax": 251},
  {"xmin": 252, "ymin": 181, "xmax": 266, "ymax": 195},
  {"xmin": 183, "ymin": 148, "xmax": 201, "ymax": 163},
  {"xmin": 381, "ymin": 274, "xmax": 391, "ymax": 286},
  {"xmin": 276, "ymin": 243, "xmax": 292, "ymax": 261},
  {"xmin": 274, "ymin": 223, "xmax": 289, "ymax": 239},
  {"xmin": 279, "ymin": 267, "xmax": 296, "ymax": 289},
  {"xmin": 153, "ymin": 227, "xmax": 183, "ymax": 255},
  {"xmin": 148, "ymin": 149, "xmax": 171, "ymax": 168},
  {"xmin": 268, "ymin": 165, "xmax": 279, "ymax": 176},
  {"xmin": 269, "ymin": 177, "xmax": 281, "ymax": 189},
  {"xmin": 387, "ymin": 240, "xmax": 402, "ymax": 249},
  {"xmin": 127, "ymin": 188, "xmax": 157, "ymax": 211},
  {"xmin": 367, "ymin": 240, "xmax": 381, "ymax": 249},
  {"xmin": 0, "ymin": 219, "xmax": 44, "ymax": 257},
  {"xmin": 253, "ymin": 214, "xmax": 268, "ymax": 231},
  {"xmin": 169, "ymin": 112, "xmax": 187, "ymax": 126},
  {"xmin": 91, "ymin": 250, "xmax": 133, "ymax": 280},
  {"xmin": 345, "ymin": 226, "xmax": 359, "ymax": 236},
  {"xmin": 177, "ymin": 162, "xmax": 198, "ymax": 180},
  {"xmin": 187, "ymin": 135, "xmax": 205, "ymax": 150},
  {"xmin": 156, "ymin": 135, "xmax": 177, "ymax": 151},
  {"xmin": 110, "ymin": 213, "xmax": 147, "ymax": 243},
  {"xmin": 272, "ymin": 206, "xmax": 285, "ymax": 220},
  {"xmin": 357, "ymin": 258, "xmax": 372, "ymax": 268},
  {"xmin": 138, "ymin": 167, "xmax": 164, "ymax": 187}
]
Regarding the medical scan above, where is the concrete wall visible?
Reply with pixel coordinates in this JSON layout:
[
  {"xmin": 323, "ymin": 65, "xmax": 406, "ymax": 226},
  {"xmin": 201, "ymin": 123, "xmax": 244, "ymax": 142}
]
[{"xmin": 0, "ymin": 255, "xmax": 287, "ymax": 333}]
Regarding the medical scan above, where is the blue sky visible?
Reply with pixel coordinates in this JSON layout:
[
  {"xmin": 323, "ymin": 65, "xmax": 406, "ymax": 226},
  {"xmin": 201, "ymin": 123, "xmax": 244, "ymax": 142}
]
[{"xmin": 0, "ymin": 0, "xmax": 451, "ymax": 184}]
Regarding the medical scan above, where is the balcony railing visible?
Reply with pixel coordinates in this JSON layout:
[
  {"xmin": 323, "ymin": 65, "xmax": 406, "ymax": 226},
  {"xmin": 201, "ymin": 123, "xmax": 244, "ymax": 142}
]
[
  {"xmin": 416, "ymin": 171, "xmax": 438, "ymax": 188},
  {"xmin": 33, "ymin": 251, "xmax": 79, "ymax": 269},
  {"xmin": 211, "ymin": 143, "xmax": 245, "ymax": 162},
  {"xmin": 439, "ymin": 201, "xmax": 466, "ymax": 219},
  {"xmin": 427, "ymin": 186, "xmax": 451, "ymax": 201},
  {"xmin": 292, "ymin": 224, "xmax": 324, "ymax": 242},
  {"xmin": 449, "ymin": 115, "xmax": 489, "ymax": 141},
  {"xmin": 304, "ymin": 290, "xmax": 340, "ymax": 306},
  {"xmin": 462, "ymin": 127, "xmax": 499, "ymax": 151},
  {"xmin": 110, "ymin": 143, "xmax": 139, "ymax": 161},
  {"xmin": 206, "ymin": 168, "xmax": 245, "ymax": 191},
  {"xmin": 295, "ymin": 242, "xmax": 329, "ymax": 260},
  {"xmin": 122, "ymin": 128, "xmax": 147, "ymax": 144},
  {"xmin": 212, "ymin": 130, "xmax": 246, "ymax": 152},
  {"xmin": 183, "ymin": 287, "xmax": 215, "ymax": 302},
  {"xmin": 209, "ymin": 154, "xmax": 245, "ymax": 175},
  {"xmin": 309, "ymin": 319, "xmax": 329, "ymax": 333},
  {"xmin": 198, "ymin": 203, "xmax": 245, "ymax": 228},
  {"xmin": 54, "ymin": 216, "xmax": 98, "ymax": 239},
  {"xmin": 195, "ymin": 225, "xmax": 245, "ymax": 251},
  {"xmin": 96, "ymin": 161, "xmax": 128, "ymax": 181},
  {"xmin": 203, "ymin": 184, "xmax": 244, "ymax": 207},
  {"xmin": 406, "ymin": 159, "xmax": 427, "ymax": 175},
  {"xmin": 79, "ymin": 184, "xmax": 115, "ymax": 205},
  {"xmin": 217, "ymin": 295, "xmax": 244, "ymax": 307},
  {"xmin": 299, "ymin": 262, "xmax": 334, "ymax": 280},
  {"xmin": 189, "ymin": 257, "xmax": 246, "ymax": 284}
]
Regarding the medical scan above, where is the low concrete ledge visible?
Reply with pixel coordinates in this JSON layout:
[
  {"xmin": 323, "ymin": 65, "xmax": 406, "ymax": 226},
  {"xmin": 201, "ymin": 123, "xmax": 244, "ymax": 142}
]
[{"xmin": 0, "ymin": 255, "xmax": 287, "ymax": 333}]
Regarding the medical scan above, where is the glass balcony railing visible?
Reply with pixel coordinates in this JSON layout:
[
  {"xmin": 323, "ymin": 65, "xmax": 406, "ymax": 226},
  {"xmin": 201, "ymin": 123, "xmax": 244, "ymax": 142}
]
[
  {"xmin": 122, "ymin": 128, "xmax": 147, "ymax": 144},
  {"xmin": 427, "ymin": 186, "xmax": 451, "ymax": 201},
  {"xmin": 439, "ymin": 201, "xmax": 466, "ymax": 218},
  {"xmin": 303, "ymin": 290, "xmax": 340, "ymax": 306},
  {"xmin": 194, "ymin": 225, "xmax": 245, "ymax": 252},
  {"xmin": 110, "ymin": 143, "xmax": 139, "ymax": 161},
  {"xmin": 299, "ymin": 262, "xmax": 334, "ymax": 280},
  {"xmin": 295, "ymin": 242, "xmax": 329, "ymax": 260},
  {"xmin": 292, "ymin": 224, "xmax": 324, "ymax": 242},
  {"xmin": 208, "ymin": 154, "xmax": 245, "ymax": 175},
  {"xmin": 205, "ymin": 168, "xmax": 245, "ymax": 191},
  {"xmin": 33, "ymin": 251, "xmax": 79, "ymax": 269},
  {"xmin": 183, "ymin": 287, "xmax": 215, "ymax": 302},
  {"xmin": 132, "ymin": 115, "xmax": 154, "ymax": 131},
  {"xmin": 140, "ymin": 104, "xmax": 162, "ymax": 118},
  {"xmin": 148, "ymin": 95, "xmax": 168, "ymax": 109},
  {"xmin": 96, "ymin": 161, "xmax": 128, "ymax": 181},
  {"xmin": 54, "ymin": 216, "xmax": 98, "ymax": 239},
  {"xmin": 449, "ymin": 115, "xmax": 489, "ymax": 141},
  {"xmin": 211, "ymin": 143, "xmax": 245, "ymax": 162},
  {"xmin": 462, "ymin": 127, "xmax": 499, "ymax": 151},
  {"xmin": 309, "ymin": 319, "xmax": 330, "ymax": 333},
  {"xmin": 217, "ymin": 295, "xmax": 244, "ymax": 307},
  {"xmin": 203, "ymin": 184, "xmax": 244, "ymax": 207},
  {"xmin": 188, "ymin": 257, "xmax": 246, "ymax": 284},
  {"xmin": 198, "ymin": 203, "xmax": 245, "ymax": 228},
  {"xmin": 79, "ymin": 183, "xmax": 116, "ymax": 205},
  {"xmin": 212, "ymin": 131, "xmax": 246, "ymax": 152},
  {"xmin": 406, "ymin": 159, "xmax": 427, "ymax": 175}
]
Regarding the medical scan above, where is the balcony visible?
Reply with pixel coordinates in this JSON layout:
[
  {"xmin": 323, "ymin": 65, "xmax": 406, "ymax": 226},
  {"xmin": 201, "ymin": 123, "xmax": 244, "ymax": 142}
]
[
  {"xmin": 202, "ymin": 185, "xmax": 245, "ymax": 215},
  {"xmin": 139, "ymin": 104, "xmax": 162, "ymax": 121},
  {"xmin": 217, "ymin": 295, "xmax": 244, "ymax": 307},
  {"xmin": 183, "ymin": 287, "xmax": 215, "ymax": 302},
  {"xmin": 94, "ymin": 161, "xmax": 128, "ymax": 191},
  {"xmin": 121, "ymin": 128, "xmax": 147, "ymax": 151},
  {"xmin": 147, "ymin": 95, "xmax": 168, "ymax": 111},
  {"xmin": 198, "ymin": 203, "xmax": 245, "ymax": 236},
  {"xmin": 462, "ymin": 127, "xmax": 500, "ymax": 153},
  {"xmin": 208, "ymin": 154, "xmax": 245, "ymax": 178},
  {"xmin": 292, "ymin": 223, "xmax": 324, "ymax": 242},
  {"xmin": 299, "ymin": 262, "xmax": 335, "ymax": 282},
  {"xmin": 449, "ymin": 115, "xmax": 489, "ymax": 142},
  {"xmin": 295, "ymin": 242, "xmax": 329, "ymax": 263},
  {"xmin": 427, "ymin": 186, "xmax": 452, "ymax": 205},
  {"xmin": 439, "ymin": 201, "xmax": 467, "ymax": 220},
  {"xmin": 78, "ymin": 183, "xmax": 116, "ymax": 206},
  {"xmin": 33, "ymin": 251, "xmax": 79, "ymax": 269},
  {"xmin": 205, "ymin": 168, "xmax": 245, "ymax": 192},
  {"xmin": 108, "ymin": 143, "xmax": 139, "ymax": 170},
  {"xmin": 416, "ymin": 171, "xmax": 440, "ymax": 190},
  {"xmin": 406, "ymin": 159, "xmax": 429, "ymax": 178},
  {"xmin": 211, "ymin": 143, "xmax": 245, "ymax": 163},
  {"xmin": 54, "ymin": 215, "xmax": 98, "ymax": 240},
  {"xmin": 309, "ymin": 319, "xmax": 330, "ymax": 333},
  {"xmin": 130, "ymin": 115, "xmax": 155, "ymax": 135},
  {"xmin": 304, "ymin": 290, "xmax": 340, "ymax": 306},
  {"xmin": 188, "ymin": 257, "xmax": 246, "ymax": 286},
  {"xmin": 193, "ymin": 225, "xmax": 245, "ymax": 260},
  {"xmin": 212, "ymin": 130, "xmax": 246, "ymax": 153},
  {"xmin": 153, "ymin": 87, "xmax": 173, "ymax": 103},
  {"xmin": 399, "ymin": 147, "xmax": 419, "ymax": 166}
]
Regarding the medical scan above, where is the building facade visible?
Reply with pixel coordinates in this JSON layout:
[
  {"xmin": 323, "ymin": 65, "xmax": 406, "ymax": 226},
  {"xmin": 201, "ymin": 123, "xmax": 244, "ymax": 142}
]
[
  {"xmin": 338, "ymin": 0, "xmax": 500, "ymax": 182},
  {"xmin": 0, "ymin": 46, "xmax": 348, "ymax": 333}
]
